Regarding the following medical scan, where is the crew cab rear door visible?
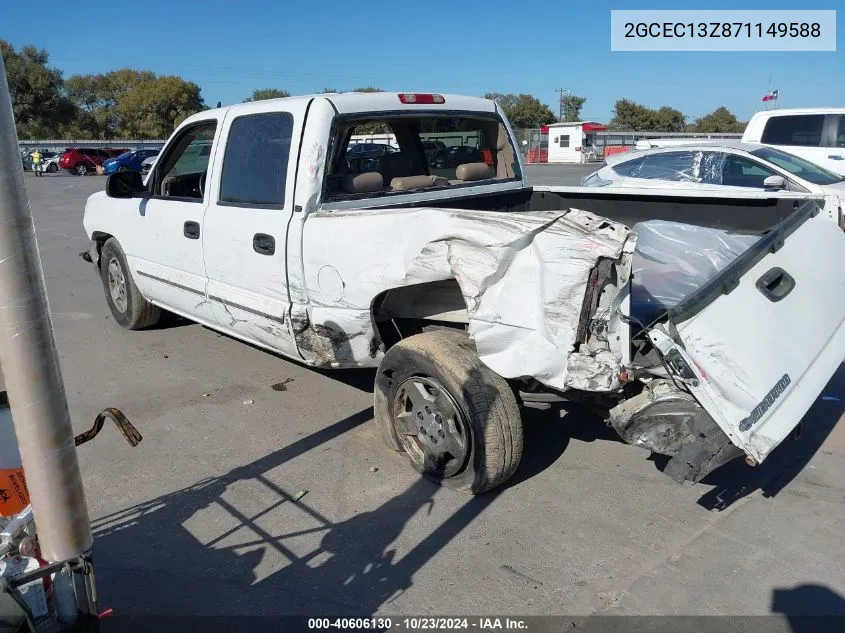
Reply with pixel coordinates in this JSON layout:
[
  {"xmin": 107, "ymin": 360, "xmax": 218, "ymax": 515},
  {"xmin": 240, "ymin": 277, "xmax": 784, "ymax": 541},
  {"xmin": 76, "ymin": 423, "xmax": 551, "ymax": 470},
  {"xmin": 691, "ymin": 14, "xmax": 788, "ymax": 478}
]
[{"xmin": 648, "ymin": 202, "xmax": 845, "ymax": 463}]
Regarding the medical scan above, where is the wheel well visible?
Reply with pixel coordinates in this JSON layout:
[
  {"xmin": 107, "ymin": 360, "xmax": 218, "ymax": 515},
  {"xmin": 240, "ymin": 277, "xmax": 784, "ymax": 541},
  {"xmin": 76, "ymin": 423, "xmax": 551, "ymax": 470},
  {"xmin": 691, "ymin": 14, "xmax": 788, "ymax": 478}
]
[{"xmin": 371, "ymin": 279, "xmax": 469, "ymax": 351}]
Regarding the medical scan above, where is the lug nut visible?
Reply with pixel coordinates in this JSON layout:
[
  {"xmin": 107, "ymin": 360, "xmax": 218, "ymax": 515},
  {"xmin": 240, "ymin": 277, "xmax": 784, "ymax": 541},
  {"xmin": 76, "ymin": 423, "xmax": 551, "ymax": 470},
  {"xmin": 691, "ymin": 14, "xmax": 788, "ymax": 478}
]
[
  {"xmin": 435, "ymin": 414, "xmax": 442, "ymax": 424},
  {"xmin": 417, "ymin": 411, "xmax": 424, "ymax": 420}
]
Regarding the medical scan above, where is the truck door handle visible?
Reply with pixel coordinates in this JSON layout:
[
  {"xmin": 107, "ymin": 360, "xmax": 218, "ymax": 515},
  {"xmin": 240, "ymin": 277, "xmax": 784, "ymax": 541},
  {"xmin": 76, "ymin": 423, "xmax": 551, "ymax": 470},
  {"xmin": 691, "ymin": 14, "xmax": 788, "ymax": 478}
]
[
  {"xmin": 756, "ymin": 267, "xmax": 795, "ymax": 302},
  {"xmin": 828, "ymin": 154, "xmax": 844, "ymax": 160},
  {"xmin": 183, "ymin": 221, "xmax": 200, "ymax": 239},
  {"xmin": 253, "ymin": 233, "xmax": 275, "ymax": 255}
]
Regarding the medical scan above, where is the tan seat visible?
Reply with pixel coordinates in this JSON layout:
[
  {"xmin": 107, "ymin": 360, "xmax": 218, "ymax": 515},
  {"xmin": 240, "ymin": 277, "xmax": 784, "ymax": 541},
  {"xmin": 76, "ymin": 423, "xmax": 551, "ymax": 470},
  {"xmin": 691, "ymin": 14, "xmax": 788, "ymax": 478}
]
[
  {"xmin": 390, "ymin": 175, "xmax": 449, "ymax": 191},
  {"xmin": 343, "ymin": 172, "xmax": 383, "ymax": 193},
  {"xmin": 496, "ymin": 125, "xmax": 515, "ymax": 179},
  {"xmin": 455, "ymin": 162, "xmax": 494, "ymax": 182}
]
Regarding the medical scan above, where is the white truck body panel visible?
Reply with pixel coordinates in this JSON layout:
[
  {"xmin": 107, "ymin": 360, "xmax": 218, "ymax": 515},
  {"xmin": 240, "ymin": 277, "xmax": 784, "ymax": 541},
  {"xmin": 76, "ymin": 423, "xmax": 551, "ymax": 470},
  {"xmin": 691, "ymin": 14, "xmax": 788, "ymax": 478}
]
[{"xmin": 300, "ymin": 207, "xmax": 634, "ymax": 389}]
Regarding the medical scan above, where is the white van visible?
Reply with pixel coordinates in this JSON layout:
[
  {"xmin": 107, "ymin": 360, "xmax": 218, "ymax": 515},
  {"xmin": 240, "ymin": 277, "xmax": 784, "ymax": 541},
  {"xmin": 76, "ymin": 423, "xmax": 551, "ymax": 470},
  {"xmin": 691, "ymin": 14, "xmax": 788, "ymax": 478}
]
[{"xmin": 742, "ymin": 108, "xmax": 845, "ymax": 176}]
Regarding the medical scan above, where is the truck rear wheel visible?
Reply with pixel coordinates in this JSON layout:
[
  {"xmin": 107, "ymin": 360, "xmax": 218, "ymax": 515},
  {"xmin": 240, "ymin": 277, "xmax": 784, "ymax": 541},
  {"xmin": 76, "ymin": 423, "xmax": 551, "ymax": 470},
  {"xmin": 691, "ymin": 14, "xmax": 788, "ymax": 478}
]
[
  {"xmin": 100, "ymin": 238, "xmax": 161, "ymax": 330},
  {"xmin": 374, "ymin": 330, "xmax": 523, "ymax": 494}
]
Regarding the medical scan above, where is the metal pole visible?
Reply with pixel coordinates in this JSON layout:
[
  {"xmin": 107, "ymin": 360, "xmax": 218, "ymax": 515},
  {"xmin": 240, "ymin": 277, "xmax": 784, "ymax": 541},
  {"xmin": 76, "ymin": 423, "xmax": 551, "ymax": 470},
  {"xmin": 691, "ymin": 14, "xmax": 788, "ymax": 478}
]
[{"xmin": 0, "ymin": 54, "xmax": 92, "ymax": 561}]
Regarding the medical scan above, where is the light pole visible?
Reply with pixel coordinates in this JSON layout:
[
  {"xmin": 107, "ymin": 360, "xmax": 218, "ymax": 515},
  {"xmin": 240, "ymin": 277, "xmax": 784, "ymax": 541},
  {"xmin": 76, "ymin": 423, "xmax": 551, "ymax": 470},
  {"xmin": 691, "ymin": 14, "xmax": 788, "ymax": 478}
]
[{"xmin": 554, "ymin": 88, "xmax": 570, "ymax": 122}]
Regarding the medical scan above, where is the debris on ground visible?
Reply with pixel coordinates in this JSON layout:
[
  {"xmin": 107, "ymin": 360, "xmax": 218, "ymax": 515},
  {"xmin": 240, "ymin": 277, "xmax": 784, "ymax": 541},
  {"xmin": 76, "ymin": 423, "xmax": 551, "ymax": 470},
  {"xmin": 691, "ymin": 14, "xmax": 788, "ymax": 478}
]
[
  {"xmin": 243, "ymin": 399, "xmax": 254, "ymax": 405},
  {"xmin": 292, "ymin": 490, "xmax": 308, "ymax": 502},
  {"xmin": 370, "ymin": 466, "xmax": 379, "ymax": 473}
]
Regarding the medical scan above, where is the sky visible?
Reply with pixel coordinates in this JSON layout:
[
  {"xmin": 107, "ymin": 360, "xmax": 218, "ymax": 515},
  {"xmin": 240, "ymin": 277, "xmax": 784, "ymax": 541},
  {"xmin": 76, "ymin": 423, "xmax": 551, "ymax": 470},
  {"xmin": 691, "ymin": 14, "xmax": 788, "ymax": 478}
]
[{"xmin": 3, "ymin": 0, "xmax": 843, "ymax": 124}]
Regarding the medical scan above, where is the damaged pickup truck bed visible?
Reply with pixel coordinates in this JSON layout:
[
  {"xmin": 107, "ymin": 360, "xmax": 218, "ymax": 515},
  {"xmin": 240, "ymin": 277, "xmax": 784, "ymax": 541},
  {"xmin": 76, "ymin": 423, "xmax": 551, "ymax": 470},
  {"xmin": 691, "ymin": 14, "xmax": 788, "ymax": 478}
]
[{"xmin": 82, "ymin": 92, "xmax": 845, "ymax": 493}]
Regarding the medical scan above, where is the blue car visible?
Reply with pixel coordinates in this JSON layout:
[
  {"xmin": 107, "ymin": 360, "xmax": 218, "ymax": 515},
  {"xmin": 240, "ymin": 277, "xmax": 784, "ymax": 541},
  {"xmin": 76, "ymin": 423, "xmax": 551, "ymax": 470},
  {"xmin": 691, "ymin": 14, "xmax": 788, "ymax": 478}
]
[{"xmin": 102, "ymin": 149, "xmax": 160, "ymax": 174}]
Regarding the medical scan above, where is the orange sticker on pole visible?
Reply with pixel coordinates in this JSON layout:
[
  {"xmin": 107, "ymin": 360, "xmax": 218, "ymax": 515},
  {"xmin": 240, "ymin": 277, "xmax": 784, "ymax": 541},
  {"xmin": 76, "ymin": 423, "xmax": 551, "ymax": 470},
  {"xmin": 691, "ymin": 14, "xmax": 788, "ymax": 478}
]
[{"xmin": 0, "ymin": 467, "xmax": 29, "ymax": 516}]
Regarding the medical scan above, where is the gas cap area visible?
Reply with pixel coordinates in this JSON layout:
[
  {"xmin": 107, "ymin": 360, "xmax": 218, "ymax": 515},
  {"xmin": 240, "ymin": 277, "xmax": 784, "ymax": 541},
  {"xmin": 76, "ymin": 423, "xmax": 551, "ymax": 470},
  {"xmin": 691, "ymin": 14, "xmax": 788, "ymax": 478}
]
[{"xmin": 317, "ymin": 265, "xmax": 345, "ymax": 303}]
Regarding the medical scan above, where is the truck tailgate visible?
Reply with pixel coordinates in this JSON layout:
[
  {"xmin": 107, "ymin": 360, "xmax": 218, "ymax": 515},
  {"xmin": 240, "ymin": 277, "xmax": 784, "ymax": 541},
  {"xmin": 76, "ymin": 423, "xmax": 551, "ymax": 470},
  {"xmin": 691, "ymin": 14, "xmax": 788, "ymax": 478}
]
[{"xmin": 649, "ymin": 203, "xmax": 845, "ymax": 463}]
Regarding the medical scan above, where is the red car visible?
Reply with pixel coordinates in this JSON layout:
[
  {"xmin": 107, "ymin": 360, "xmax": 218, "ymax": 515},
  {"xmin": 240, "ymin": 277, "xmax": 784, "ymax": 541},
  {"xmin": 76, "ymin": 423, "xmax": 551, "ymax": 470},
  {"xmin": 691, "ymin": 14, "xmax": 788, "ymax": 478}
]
[{"xmin": 59, "ymin": 148, "xmax": 127, "ymax": 175}]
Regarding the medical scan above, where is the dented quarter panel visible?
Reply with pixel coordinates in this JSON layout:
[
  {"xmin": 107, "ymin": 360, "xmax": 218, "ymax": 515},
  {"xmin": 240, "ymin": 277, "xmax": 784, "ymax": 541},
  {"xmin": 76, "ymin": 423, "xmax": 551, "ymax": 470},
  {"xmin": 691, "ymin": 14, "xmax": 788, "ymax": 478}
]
[{"xmin": 299, "ymin": 206, "xmax": 635, "ymax": 390}]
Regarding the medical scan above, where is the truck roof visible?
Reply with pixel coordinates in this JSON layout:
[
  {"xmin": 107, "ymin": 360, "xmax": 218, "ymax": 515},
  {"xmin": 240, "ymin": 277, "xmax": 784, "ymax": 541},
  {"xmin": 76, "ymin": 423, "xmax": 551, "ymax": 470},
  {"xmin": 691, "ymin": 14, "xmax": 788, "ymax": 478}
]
[
  {"xmin": 190, "ymin": 92, "xmax": 498, "ymax": 124},
  {"xmin": 748, "ymin": 107, "xmax": 845, "ymax": 119}
]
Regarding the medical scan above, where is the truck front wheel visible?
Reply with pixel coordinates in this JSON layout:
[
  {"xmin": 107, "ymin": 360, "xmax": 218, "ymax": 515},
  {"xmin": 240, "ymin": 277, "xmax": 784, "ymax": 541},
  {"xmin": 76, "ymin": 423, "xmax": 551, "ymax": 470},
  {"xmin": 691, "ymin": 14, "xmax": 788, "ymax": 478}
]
[
  {"xmin": 374, "ymin": 330, "xmax": 523, "ymax": 494},
  {"xmin": 100, "ymin": 238, "xmax": 161, "ymax": 330}
]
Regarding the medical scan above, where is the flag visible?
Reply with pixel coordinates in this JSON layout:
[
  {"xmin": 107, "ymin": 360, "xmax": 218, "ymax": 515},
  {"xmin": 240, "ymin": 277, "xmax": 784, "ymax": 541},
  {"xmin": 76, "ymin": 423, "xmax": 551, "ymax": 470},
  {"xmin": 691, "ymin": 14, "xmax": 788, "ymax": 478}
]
[{"xmin": 762, "ymin": 89, "xmax": 779, "ymax": 102}]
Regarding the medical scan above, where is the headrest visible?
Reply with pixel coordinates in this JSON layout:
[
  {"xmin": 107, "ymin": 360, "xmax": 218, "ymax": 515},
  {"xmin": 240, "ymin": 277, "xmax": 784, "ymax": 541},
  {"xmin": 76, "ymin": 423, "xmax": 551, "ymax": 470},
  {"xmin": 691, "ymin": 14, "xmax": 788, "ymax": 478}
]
[
  {"xmin": 390, "ymin": 175, "xmax": 449, "ymax": 191},
  {"xmin": 496, "ymin": 125, "xmax": 509, "ymax": 151},
  {"xmin": 455, "ymin": 162, "xmax": 494, "ymax": 181},
  {"xmin": 343, "ymin": 172, "xmax": 383, "ymax": 193}
]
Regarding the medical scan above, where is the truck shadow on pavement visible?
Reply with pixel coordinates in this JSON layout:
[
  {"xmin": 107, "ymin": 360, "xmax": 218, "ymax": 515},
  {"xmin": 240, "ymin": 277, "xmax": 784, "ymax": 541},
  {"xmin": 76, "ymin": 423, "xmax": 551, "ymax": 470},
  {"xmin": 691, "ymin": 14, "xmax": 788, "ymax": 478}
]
[
  {"xmin": 695, "ymin": 363, "xmax": 845, "ymax": 511},
  {"xmin": 92, "ymin": 364, "xmax": 519, "ymax": 625}
]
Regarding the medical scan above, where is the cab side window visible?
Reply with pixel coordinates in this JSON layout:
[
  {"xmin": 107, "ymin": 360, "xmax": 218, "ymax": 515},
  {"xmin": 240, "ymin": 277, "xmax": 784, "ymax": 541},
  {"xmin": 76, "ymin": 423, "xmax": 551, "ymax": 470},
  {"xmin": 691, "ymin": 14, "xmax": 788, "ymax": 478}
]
[
  {"xmin": 761, "ymin": 115, "xmax": 824, "ymax": 147},
  {"xmin": 834, "ymin": 115, "xmax": 845, "ymax": 148},
  {"xmin": 154, "ymin": 121, "xmax": 217, "ymax": 201},
  {"xmin": 219, "ymin": 112, "xmax": 294, "ymax": 208}
]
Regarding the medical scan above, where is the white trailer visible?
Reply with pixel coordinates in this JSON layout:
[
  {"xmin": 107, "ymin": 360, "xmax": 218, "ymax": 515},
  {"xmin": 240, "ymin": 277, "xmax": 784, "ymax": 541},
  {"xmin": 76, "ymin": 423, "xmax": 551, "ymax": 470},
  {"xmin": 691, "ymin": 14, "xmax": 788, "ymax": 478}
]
[{"xmin": 546, "ymin": 121, "xmax": 606, "ymax": 163}]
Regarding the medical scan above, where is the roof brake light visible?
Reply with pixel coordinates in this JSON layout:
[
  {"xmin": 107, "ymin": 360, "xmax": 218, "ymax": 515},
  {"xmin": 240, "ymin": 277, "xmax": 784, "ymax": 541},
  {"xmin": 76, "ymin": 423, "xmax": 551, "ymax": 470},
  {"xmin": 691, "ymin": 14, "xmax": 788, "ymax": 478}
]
[{"xmin": 398, "ymin": 93, "xmax": 445, "ymax": 105}]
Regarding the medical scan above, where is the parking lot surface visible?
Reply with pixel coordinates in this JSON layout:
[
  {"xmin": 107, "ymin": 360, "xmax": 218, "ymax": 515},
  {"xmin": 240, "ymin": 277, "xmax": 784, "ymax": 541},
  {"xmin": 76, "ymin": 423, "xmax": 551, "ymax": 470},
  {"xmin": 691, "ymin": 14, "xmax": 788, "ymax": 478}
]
[
  {"xmin": 524, "ymin": 163, "xmax": 599, "ymax": 186},
  {"xmin": 12, "ymin": 171, "xmax": 845, "ymax": 619}
]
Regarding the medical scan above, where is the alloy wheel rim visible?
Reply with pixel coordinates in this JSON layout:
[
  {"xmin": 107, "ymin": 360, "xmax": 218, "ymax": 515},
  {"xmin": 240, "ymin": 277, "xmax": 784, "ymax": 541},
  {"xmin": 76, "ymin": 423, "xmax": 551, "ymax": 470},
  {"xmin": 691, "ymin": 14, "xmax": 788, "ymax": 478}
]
[{"xmin": 392, "ymin": 376, "xmax": 469, "ymax": 478}]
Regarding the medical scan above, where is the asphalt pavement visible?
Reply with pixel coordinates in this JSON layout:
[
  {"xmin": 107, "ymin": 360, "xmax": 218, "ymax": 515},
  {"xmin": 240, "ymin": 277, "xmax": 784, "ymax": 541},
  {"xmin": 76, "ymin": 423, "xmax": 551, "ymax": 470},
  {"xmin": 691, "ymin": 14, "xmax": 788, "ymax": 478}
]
[
  {"xmin": 8, "ymin": 171, "xmax": 845, "ymax": 623},
  {"xmin": 524, "ymin": 163, "xmax": 599, "ymax": 186}
]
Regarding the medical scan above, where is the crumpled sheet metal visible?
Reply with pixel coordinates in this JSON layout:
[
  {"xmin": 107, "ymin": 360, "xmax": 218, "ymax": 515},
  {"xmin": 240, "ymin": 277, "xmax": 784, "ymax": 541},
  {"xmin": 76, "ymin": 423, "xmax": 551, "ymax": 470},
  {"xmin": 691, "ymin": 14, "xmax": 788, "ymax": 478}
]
[{"xmin": 303, "ymin": 207, "xmax": 635, "ymax": 391}]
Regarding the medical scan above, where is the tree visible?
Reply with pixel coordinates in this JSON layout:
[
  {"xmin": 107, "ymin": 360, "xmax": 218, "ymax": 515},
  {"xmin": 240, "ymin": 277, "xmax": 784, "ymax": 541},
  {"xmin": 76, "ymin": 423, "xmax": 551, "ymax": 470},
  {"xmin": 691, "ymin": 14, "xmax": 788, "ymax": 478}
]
[
  {"xmin": 348, "ymin": 88, "xmax": 388, "ymax": 133},
  {"xmin": 654, "ymin": 106, "xmax": 686, "ymax": 132},
  {"xmin": 66, "ymin": 69, "xmax": 156, "ymax": 138},
  {"xmin": 118, "ymin": 76, "xmax": 205, "ymax": 138},
  {"xmin": 560, "ymin": 94, "xmax": 586, "ymax": 122},
  {"xmin": 0, "ymin": 40, "xmax": 74, "ymax": 138},
  {"xmin": 243, "ymin": 88, "xmax": 291, "ymax": 102},
  {"xmin": 484, "ymin": 93, "xmax": 519, "ymax": 113},
  {"xmin": 609, "ymin": 98, "xmax": 687, "ymax": 132},
  {"xmin": 692, "ymin": 106, "xmax": 746, "ymax": 133},
  {"xmin": 483, "ymin": 93, "xmax": 556, "ymax": 128}
]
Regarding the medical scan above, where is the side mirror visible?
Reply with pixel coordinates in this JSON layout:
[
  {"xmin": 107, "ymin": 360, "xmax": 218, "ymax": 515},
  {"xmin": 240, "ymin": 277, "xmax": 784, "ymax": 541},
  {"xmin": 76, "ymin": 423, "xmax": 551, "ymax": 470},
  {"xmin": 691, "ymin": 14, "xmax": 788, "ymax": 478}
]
[
  {"xmin": 106, "ymin": 171, "xmax": 147, "ymax": 198},
  {"xmin": 763, "ymin": 175, "xmax": 786, "ymax": 190}
]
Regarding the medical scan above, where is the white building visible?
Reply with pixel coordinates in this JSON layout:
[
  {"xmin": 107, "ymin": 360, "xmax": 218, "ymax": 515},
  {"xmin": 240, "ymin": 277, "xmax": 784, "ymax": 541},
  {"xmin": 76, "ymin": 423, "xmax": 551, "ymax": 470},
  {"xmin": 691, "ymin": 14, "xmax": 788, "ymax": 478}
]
[{"xmin": 546, "ymin": 121, "xmax": 607, "ymax": 163}]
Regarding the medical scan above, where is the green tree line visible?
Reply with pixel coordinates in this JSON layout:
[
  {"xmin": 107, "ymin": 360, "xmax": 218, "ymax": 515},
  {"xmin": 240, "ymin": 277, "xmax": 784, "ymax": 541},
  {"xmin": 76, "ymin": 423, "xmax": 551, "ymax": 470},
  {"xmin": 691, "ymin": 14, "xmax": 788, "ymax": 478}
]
[{"xmin": 3, "ymin": 40, "xmax": 746, "ymax": 139}]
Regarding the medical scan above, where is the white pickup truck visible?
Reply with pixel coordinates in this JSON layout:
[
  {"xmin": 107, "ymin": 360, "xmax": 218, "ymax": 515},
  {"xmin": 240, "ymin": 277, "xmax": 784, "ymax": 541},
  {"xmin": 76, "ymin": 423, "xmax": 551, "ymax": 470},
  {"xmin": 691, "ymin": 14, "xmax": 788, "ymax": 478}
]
[{"xmin": 82, "ymin": 92, "xmax": 845, "ymax": 494}]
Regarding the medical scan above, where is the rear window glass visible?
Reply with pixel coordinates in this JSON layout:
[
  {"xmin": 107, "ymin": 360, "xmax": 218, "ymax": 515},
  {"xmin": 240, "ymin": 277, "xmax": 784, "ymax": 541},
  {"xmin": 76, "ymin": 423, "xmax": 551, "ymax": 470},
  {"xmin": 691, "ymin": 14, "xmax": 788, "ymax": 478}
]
[
  {"xmin": 761, "ymin": 114, "xmax": 824, "ymax": 147},
  {"xmin": 220, "ymin": 113, "xmax": 294, "ymax": 207},
  {"xmin": 325, "ymin": 114, "xmax": 519, "ymax": 201}
]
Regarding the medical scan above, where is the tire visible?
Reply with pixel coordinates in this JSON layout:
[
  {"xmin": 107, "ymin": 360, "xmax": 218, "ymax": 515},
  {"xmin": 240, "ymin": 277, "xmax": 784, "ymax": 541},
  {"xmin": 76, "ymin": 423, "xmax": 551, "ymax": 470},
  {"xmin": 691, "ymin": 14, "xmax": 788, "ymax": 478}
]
[
  {"xmin": 75, "ymin": 163, "xmax": 88, "ymax": 176},
  {"xmin": 46, "ymin": 163, "xmax": 58, "ymax": 173},
  {"xmin": 100, "ymin": 238, "xmax": 161, "ymax": 330},
  {"xmin": 374, "ymin": 329, "xmax": 523, "ymax": 494}
]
